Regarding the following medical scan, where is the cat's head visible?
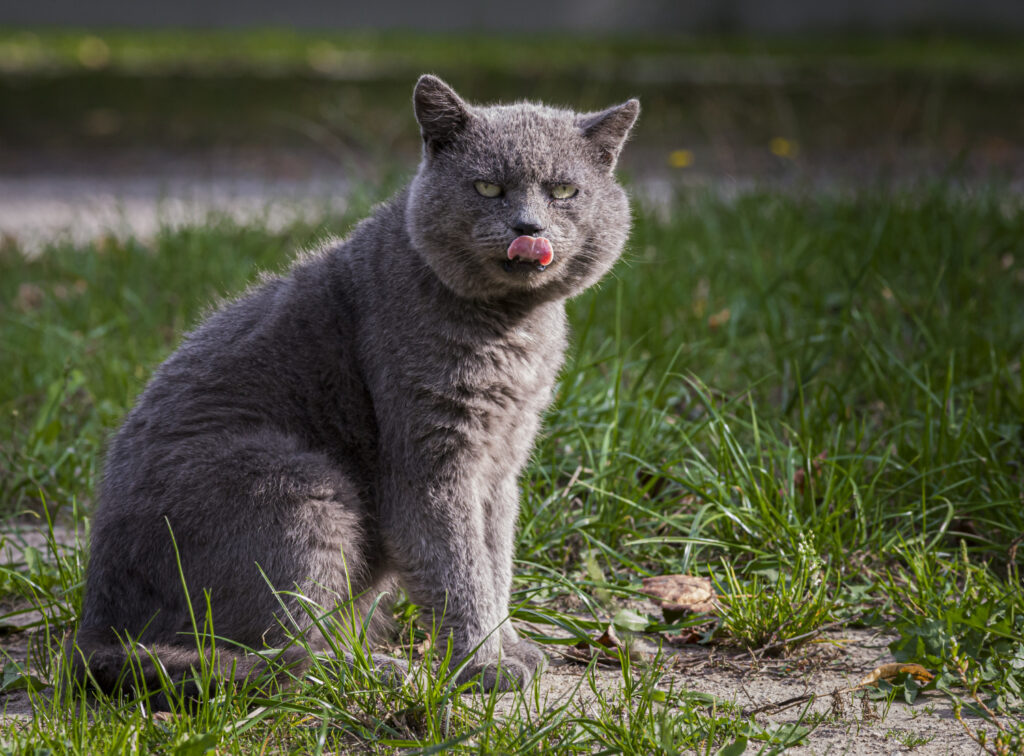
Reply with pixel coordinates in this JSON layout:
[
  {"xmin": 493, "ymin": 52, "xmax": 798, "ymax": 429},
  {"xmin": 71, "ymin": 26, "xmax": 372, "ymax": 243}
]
[{"xmin": 406, "ymin": 75, "xmax": 638, "ymax": 302}]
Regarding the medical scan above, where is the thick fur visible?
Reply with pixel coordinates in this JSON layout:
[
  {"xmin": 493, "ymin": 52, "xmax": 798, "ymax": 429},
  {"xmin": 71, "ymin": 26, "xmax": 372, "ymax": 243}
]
[{"xmin": 74, "ymin": 75, "xmax": 638, "ymax": 698}]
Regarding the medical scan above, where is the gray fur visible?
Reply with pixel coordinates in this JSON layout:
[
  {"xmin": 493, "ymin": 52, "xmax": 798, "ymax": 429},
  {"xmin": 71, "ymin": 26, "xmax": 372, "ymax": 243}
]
[{"xmin": 73, "ymin": 75, "xmax": 638, "ymax": 697}]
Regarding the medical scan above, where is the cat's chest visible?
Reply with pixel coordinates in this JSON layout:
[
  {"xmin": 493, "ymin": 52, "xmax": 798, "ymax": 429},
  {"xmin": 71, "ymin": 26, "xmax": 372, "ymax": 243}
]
[
  {"xmin": 388, "ymin": 310, "xmax": 565, "ymax": 431},
  {"xmin": 428, "ymin": 321, "xmax": 561, "ymax": 404}
]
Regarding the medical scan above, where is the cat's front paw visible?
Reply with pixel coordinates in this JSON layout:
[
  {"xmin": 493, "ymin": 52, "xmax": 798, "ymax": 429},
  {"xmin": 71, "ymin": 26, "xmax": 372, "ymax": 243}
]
[
  {"xmin": 503, "ymin": 637, "xmax": 547, "ymax": 675},
  {"xmin": 369, "ymin": 653, "xmax": 412, "ymax": 688},
  {"xmin": 454, "ymin": 657, "xmax": 534, "ymax": 692},
  {"xmin": 453, "ymin": 641, "xmax": 546, "ymax": 692}
]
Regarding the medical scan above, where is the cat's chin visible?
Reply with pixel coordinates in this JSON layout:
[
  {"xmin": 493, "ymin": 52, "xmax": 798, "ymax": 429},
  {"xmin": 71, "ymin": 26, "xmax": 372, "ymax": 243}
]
[
  {"xmin": 487, "ymin": 256, "xmax": 559, "ymax": 294},
  {"xmin": 433, "ymin": 264, "xmax": 557, "ymax": 303}
]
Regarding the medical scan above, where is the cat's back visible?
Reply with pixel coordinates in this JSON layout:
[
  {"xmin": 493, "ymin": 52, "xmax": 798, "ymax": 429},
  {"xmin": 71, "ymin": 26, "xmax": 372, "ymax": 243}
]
[{"xmin": 101, "ymin": 224, "xmax": 385, "ymax": 491}]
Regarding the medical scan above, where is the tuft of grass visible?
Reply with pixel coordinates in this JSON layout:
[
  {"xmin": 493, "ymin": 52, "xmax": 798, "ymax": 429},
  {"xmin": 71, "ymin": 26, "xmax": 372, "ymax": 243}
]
[{"xmin": 714, "ymin": 537, "xmax": 836, "ymax": 655}]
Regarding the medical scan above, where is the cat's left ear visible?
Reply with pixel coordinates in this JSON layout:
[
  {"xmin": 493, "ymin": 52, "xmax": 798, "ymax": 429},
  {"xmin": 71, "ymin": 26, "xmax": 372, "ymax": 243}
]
[
  {"xmin": 414, "ymin": 74, "xmax": 472, "ymax": 158},
  {"xmin": 576, "ymin": 99, "xmax": 640, "ymax": 170}
]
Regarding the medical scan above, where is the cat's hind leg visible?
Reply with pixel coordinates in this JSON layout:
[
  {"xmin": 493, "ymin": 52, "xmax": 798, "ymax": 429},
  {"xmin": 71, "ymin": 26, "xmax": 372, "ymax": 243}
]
[{"xmin": 76, "ymin": 428, "xmax": 382, "ymax": 701}]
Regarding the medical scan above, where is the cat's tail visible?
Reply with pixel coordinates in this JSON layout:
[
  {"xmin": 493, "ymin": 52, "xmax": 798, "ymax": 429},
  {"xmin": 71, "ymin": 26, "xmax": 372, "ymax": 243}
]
[{"xmin": 63, "ymin": 628, "xmax": 307, "ymax": 708}]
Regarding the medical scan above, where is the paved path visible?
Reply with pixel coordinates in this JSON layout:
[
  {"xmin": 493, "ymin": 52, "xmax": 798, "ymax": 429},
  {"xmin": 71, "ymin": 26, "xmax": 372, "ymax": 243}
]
[{"xmin": 0, "ymin": 175, "xmax": 351, "ymax": 255}]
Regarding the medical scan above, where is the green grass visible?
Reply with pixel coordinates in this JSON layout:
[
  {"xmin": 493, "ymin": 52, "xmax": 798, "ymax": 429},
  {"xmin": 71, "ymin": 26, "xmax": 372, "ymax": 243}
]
[
  {"xmin": 4, "ymin": 29, "xmax": 1024, "ymax": 77},
  {"xmin": 1, "ymin": 186, "xmax": 1023, "ymax": 751},
  {"xmin": 4, "ymin": 29, "xmax": 1024, "ymax": 183}
]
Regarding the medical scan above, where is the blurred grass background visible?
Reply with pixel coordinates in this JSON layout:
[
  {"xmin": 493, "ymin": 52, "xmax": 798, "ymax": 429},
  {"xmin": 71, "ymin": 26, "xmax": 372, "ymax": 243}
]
[{"xmin": 2, "ymin": 30, "xmax": 1023, "ymax": 184}]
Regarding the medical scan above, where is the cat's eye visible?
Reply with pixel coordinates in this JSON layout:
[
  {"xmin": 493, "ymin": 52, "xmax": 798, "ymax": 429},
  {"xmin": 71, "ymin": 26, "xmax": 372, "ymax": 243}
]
[
  {"xmin": 474, "ymin": 181, "xmax": 503, "ymax": 198},
  {"xmin": 550, "ymin": 184, "xmax": 578, "ymax": 200}
]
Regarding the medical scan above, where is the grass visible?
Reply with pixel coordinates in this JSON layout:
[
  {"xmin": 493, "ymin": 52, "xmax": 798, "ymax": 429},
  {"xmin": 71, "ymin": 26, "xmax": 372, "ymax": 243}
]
[
  {"xmin": 4, "ymin": 29, "xmax": 1024, "ymax": 184},
  {"xmin": 5, "ymin": 28, "xmax": 1024, "ymax": 77},
  {"xmin": 1, "ymin": 184, "xmax": 1023, "ymax": 751}
]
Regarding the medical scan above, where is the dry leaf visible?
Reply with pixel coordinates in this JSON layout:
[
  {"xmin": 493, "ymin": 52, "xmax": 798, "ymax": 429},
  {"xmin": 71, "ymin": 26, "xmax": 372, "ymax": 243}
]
[
  {"xmin": 708, "ymin": 307, "xmax": 731, "ymax": 329},
  {"xmin": 855, "ymin": 662, "xmax": 934, "ymax": 689},
  {"xmin": 414, "ymin": 633, "xmax": 432, "ymax": 658},
  {"xmin": 641, "ymin": 574, "xmax": 718, "ymax": 621},
  {"xmin": 663, "ymin": 628, "xmax": 704, "ymax": 646},
  {"xmin": 593, "ymin": 625, "xmax": 622, "ymax": 650},
  {"xmin": 561, "ymin": 625, "xmax": 632, "ymax": 667}
]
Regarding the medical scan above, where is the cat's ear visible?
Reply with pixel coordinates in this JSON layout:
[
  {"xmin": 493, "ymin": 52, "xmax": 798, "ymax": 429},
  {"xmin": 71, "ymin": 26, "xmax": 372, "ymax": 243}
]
[
  {"xmin": 413, "ymin": 75, "xmax": 471, "ymax": 157},
  {"xmin": 576, "ymin": 99, "xmax": 640, "ymax": 170}
]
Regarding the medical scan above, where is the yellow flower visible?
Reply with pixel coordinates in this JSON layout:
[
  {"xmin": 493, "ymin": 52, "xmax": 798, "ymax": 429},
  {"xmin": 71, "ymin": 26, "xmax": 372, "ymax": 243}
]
[
  {"xmin": 770, "ymin": 137, "xmax": 798, "ymax": 159},
  {"xmin": 307, "ymin": 41, "xmax": 344, "ymax": 74},
  {"xmin": 77, "ymin": 36, "xmax": 110, "ymax": 70},
  {"xmin": 668, "ymin": 149, "xmax": 694, "ymax": 168}
]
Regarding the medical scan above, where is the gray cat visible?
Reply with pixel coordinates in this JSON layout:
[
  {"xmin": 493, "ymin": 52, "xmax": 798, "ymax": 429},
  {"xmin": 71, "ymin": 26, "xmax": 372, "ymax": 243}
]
[{"xmin": 69, "ymin": 75, "xmax": 638, "ymax": 698}]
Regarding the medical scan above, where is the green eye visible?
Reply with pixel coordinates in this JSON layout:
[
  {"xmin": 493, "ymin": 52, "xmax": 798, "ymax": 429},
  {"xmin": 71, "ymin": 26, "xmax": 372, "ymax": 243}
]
[
  {"xmin": 474, "ymin": 181, "xmax": 503, "ymax": 198},
  {"xmin": 551, "ymin": 183, "xmax": 578, "ymax": 199}
]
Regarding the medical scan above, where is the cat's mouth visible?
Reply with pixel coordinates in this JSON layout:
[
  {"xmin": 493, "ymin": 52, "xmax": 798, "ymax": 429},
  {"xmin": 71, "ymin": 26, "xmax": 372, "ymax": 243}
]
[
  {"xmin": 502, "ymin": 258, "xmax": 549, "ymax": 273},
  {"xmin": 503, "ymin": 236, "xmax": 554, "ymax": 274}
]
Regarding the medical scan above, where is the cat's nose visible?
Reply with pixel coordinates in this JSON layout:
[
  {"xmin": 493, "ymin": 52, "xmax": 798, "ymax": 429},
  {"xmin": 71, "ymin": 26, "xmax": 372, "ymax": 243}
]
[{"xmin": 512, "ymin": 221, "xmax": 544, "ymax": 237}]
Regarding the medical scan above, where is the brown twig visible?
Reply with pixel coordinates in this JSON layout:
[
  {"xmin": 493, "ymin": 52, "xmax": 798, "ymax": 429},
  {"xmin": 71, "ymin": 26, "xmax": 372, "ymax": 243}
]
[
  {"xmin": 744, "ymin": 693, "xmax": 815, "ymax": 717},
  {"xmin": 749, "ymin": 620, "xmax": 846, "ymax": 659},
  {"xmin": 560, "ymin": 465, "xmax": 583, "ymax": 501}
]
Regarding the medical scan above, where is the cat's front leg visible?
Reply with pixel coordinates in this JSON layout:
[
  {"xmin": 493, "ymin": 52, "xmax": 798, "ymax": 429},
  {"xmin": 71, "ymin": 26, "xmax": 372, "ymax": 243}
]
[
  {"xmin": 380, "ymin": 472, "xmax": 534, "ymax": 691},
  {"xmin": 487, "ymin": 475, "xmax": 547, "ymax": 677}
]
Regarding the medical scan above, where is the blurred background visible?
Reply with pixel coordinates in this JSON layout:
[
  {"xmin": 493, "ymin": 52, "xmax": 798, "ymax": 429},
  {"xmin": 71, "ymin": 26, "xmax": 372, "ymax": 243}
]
[{"xmin": 0, "ymin": 1, "xmax": 1022, "ymax": 248}]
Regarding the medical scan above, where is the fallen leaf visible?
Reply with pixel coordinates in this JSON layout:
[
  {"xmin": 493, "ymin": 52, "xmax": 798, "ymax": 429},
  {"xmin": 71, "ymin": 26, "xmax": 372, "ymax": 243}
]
[
  {"xmin": 641, "ymin": 574, "xmax": 718, "ymax": 621},
  {"xmin": 663, "ymin": 628, "xmax": 704, "ymax": 646},
  {"xmin": 855, "ymin": 662, "xmax": 934, "ymax": 689},
  {"xmin": 562, "ymin": 644, "xmax": 620, "ymax": 667},
  {"xmin": 593, "ymin": 625, "xmax": 623, "ymax": 651}
]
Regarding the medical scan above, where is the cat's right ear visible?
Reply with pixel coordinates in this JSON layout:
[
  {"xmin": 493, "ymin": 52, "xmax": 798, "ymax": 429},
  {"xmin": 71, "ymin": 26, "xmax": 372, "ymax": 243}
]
[{"xmin": 413, "ymin": 75, "xmax": 471, "ymax": 158}]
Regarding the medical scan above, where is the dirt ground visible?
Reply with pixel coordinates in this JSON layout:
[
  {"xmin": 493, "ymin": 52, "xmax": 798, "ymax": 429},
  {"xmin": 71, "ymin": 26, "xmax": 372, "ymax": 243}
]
[
  {"xmin": 0, "ymin": 523, "xmax": 987, "ymax": 754},
  {"xmin": 0, "ymin": 624, "xmax": 987, "ymax": 754},
  {"xmin": 524, "ymin": 629, "xmax": 984, "ymax": 755}
]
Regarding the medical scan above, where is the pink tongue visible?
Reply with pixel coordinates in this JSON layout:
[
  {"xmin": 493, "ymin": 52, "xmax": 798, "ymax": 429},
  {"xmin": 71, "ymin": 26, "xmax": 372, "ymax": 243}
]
[{"xmin": 507, "ymin": 236, "xmax": 554, "ymax": 267}]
